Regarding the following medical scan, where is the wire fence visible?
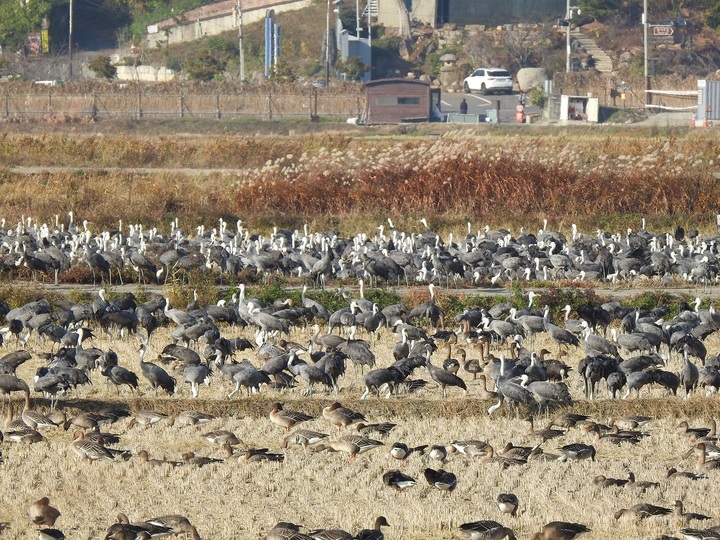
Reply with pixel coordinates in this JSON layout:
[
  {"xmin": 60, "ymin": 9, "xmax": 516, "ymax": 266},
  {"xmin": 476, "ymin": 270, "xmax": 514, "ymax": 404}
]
[{"xmin": 0, "ymin": 86, "xmax": 366, "ymax": 121}]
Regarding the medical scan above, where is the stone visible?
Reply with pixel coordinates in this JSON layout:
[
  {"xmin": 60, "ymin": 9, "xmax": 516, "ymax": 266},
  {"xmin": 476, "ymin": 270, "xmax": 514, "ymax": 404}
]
[{"xmin": 516, "ymin": 67, "xmax": 549, "ymax": 92}]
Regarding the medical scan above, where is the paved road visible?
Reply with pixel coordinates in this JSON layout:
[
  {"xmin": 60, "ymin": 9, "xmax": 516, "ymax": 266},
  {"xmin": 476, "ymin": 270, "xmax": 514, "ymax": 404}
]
[
  {"xmin": 17, "ymin": 280, "xmax": 718, "ymax": 301},
  {"xmin": 441, "ymin": 91, "xmax": 540, "ymax": 123}
]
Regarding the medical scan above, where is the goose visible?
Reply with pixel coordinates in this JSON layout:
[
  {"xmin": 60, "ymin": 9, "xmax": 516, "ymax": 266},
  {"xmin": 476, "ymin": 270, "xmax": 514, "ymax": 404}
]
[
  {"xmin": 382, "ymin": 470, "xmax": 417, "ymax": 493},
  {"xmin": 70, "ymin": 430, "xmax": 116, "ymax": 461},
  {"xmin": 322, "ymin": 402, "xmax": 365, "ymax": 431},
  {"xmin": 424, "ymin": 467, "xmax": 457, "ymax": 493},
  {"xmin": 496, "ymin": 493, "xmax": 519, "ymax": 517},
  {"xmin": 459, "ymin": 520, "xmax": 516, "ymax": 540},
  {"xmin": 388, "ymin": 442, "xmax": 427, "ymax": 460},
  {"xmin": 613, "ymin": 503, "xmax": 671, "ymax": 520},
  {"xmin": 557, "ymin": 443, "xmax": 595, "ymax": 461},
  {"xmin": 143, "ymin": 515, "xmax": 200, "ymax": 540},
  {"xmin": 354, "ymin": 516, "xmax": 390, "ymax": 540},
  {"xmin": 269, "ymin": 402, "xmax": 314, "ymax": 432},
  {"xmin": 322, "ymin": 435, "xmax": 383, "ymax": 461},
  {"xmin": 281, "ymin": 429, "xmax": 328, "ymax": 450},
  {"xmin": 530, "ymin": 522, "xmax": 590, "ymax": 540},
  {"xmin": 28, "ymin": 497, "xmax": 61, "ymax": 529},
  {"xmin": 674, "ymin": 500, "xmax": 713, "ymax": 523}
]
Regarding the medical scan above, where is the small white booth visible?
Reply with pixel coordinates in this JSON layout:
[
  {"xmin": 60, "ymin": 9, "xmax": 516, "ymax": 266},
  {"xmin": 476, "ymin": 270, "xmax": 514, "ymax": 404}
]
[{"xmin": 560, "ymin": 94, "xmax": 599, "ymax": 122}]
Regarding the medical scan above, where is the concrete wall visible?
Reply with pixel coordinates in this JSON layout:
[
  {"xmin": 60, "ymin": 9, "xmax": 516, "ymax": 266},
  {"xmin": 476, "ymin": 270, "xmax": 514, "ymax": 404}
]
[
  {"xmin": 144, "ymin": 0, "xmax": 311, "ymax": 49},
  {"xmin": 377, "ymin": 0, "xmax": 565, "ymax": 27},
  {"xmin": 116, "ymin": 65, "xmax": 176, "ymax": 82}
]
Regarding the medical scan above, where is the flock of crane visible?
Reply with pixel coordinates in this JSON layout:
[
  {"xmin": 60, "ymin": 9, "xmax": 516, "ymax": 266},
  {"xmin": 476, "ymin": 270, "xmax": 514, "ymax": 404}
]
[
  {"xmin": 2, "ymin": 214, "xmax": 720, "ymax": 287},
  {"xmin": 3, "ymin": 213, "xmax": 720, "ymax": 539}
]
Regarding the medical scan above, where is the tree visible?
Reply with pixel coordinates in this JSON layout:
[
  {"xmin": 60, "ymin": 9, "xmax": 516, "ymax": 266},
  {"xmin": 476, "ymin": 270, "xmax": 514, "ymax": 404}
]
[
  {"xmin": 184, "ymin": 51, "xmax": 227, "ymax": 81},
  {"xmin": 88, "ymin": 55, "xmax": 117, "ymax": 79},
  {"xmin": 337, "ymin": 55, "xmax": 371, "ymax": 80},
  {"xmin": 576, "ymin": 0, "xmax": 621, "ymax": 21}
]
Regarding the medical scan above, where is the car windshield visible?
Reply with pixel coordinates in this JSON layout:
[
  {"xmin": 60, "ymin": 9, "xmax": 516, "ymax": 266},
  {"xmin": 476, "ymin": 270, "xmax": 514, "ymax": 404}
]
[{"xmin": 488, "ymin": 70, "xmax": 511, "ymax": 78}]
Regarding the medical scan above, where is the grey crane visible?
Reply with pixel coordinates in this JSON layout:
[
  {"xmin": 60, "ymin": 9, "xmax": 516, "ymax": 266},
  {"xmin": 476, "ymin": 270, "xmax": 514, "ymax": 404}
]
[
  {"xmin": 100, "ymin": 359, "xmax": 139, "ymax": 395},
  {"xmin": 425, "ymin": 353, "xmax": 467, "ymax": 398},
  {"xmin": 520, "ymin": 376, "xmax": 571, "ymax": 412},
  {"xmin": 244, "ymin": 302, "xmax": 290, "ymax": 338},
  {"xmin": 488, "ymin": 356, "xmax": 536, "ymax": 417},
  {"xmin": 138, "ymin": 343, "xmax": 175, "ymax": 396},
  {"xmin": 543, "ymin": 318, "xmax": 579, "ymax": 353},
  {"xmin": 622, "ymin": 370, "xmax": 654, "ymax": 399},
  {"xmin": 159, "ymin": 344, "xmax": 201, "ymax": 366},
  {"xmin": 681, "ymin": 344, "xmax": 700, "ymax": 397},
  {"xmin": 287, "ymin": 351, "xmax": 332, "ymax": 396},
  {"xmin": 334, "ymin": 331, "xmax": 376, "ymax": 379},
  {"xmin": 360, "ymin": 366, "xmax": 407, "ymax": 399},
  {"xmin": 611, "ymin": 329, "xmax": 653, "ymax": 355},
  {"xmin": 183, "ymin": 364, "xmax": 211, "ymax": 398},
  {"xmin": 227, "ymin": 364, "xmax": 271, "ymax": 398}
]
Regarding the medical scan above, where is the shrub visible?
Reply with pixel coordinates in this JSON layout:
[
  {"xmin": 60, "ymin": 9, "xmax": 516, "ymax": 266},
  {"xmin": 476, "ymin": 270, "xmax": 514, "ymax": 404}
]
[{"xmin": 87, "ymin": 55, "xmax": 117, "ymax": 79}]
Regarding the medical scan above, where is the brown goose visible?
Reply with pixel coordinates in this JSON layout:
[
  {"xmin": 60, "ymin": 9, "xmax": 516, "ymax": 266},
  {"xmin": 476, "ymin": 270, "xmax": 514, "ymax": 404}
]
[
  {"xmin": 144, "ymin": 515, "xmax": 200, "ymax": 540},
  {"xmin": 322, "ymin": 435, "xmax": 383, "ymax": 461},
  {"xmin": 481, "ymin": 445, "xmax": 526, "ymax": 467},
  {"xmin": 181, "ymin": 451, "xmax": 223, "ymax": 467},
  {"xmin": 127, "ymin": 410, "xmax": 167, "ymax": 429},
  {"xmin": 70, "ymin": 430, "xmax": 116, "ymax": 461},
  {"xmin": 355, "ymin": 516, "xmax": 390, "ymax": 540},
  {"xmin": 613, "ymin": 503, "xmax": 672, "ymax": 520},
  {"xmin": 526, "ymin": 417, "xmax": 565, "ymax": 441},
  {"xmin": 674, "ymin": 500, "xmax": 713, "ymax": 524},
  {"xmin": 592, "ymin": 475, "xmax": 628, "ymax": 488},
  {"xmin": 137, "ymin": 450, "xmax": 183, "ymax": 467},
  {"xmin": 282, "ymin": 429, "xmax": 329, "ymax": 450},
  {"xmin": 322, "ymin": 402, "xmax": 365, "ymax": 431},
  {"xmin": 530, "ymin": 521, "xmax": 590, "ymax": 540},
  {"xmin": 202, "ymin": 430, "xmax": 243, "ymax": 446},
  {"xmin": 28, "ymin": 497, "xmax": 61, "ymax": 528},
  {"xmin": 22, "ymin": 390, "xmax": 58, "ymax": 430},
  {"xmin": 270, "ymin": 402, "xmax": 314, "ymax": 432},
  {"xmin": 354, "ymin": 422, "xmax": 396, "ymax": 436},
  {"xmin": 625, "ymin": 472, "xmax": 660, "ymax": 490},
  {"xmin": 167, "ymin": 410, "xmax": 215, "ymax": 427},
  {"xmin": 677, "ymin": 420, "xmax": 716, "ymax": 439},
  {"xmin": 459, "ymin": 520, "xmax": 516, "ymax": 540}
]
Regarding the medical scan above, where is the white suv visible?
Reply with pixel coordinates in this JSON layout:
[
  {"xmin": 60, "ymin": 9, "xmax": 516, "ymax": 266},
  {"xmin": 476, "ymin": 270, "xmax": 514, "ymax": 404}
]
[{"xmin": 463, "ymin": 68, "xmax": 514, "ymax": 95}]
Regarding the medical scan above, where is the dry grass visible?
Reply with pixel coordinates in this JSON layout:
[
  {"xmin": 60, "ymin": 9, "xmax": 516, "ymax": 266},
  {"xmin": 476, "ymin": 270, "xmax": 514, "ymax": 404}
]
[
  {"xmin": 2, "ymin": 319, "xmax": 720, "ymax": 540},
  {"xmin": 0, "ymin": 129, "xmax": 718, "ymax": 235}
]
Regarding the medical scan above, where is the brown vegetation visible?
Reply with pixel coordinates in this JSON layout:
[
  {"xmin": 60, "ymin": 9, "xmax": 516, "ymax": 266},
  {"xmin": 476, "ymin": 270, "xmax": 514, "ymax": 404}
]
[{"xmin": 0, "ymin": 128, "xmax": 718, "ymax": 236}]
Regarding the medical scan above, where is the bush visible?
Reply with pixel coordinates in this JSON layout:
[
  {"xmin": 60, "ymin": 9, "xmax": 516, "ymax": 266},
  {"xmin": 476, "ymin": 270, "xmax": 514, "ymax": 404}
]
[
  {"xmin": 87, "ymin": 55, "xmax": 117, "ymax": 79},
  {"xmin": 184, "ymin": 51, "xmax": 227, "ymax": 81}
]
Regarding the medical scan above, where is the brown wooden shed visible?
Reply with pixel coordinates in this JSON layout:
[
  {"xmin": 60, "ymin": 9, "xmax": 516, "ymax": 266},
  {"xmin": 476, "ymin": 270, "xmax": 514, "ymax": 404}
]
[{"xmin": 362, "ymin": 78, "xmax": 441, "ymax": 124}]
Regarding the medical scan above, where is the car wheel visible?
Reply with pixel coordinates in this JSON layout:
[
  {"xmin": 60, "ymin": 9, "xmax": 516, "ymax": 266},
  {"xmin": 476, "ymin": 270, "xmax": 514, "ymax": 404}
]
[
  {"xmin": 480, "ymin": 84, "xmax": 488, "ymax": 95},
  {"xmin": 463, "ymin": 82, "xmax": 471, "ymax": 94}
]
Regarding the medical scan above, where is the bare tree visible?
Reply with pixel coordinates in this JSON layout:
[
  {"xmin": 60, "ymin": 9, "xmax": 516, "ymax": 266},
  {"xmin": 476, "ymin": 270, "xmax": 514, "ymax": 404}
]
[{"xmin": 465, "ymin": 25, "xmax": 562, "ymax": 72}]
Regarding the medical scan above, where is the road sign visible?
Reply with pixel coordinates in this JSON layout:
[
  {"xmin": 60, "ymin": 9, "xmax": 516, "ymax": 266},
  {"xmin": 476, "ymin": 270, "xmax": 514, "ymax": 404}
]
[{"xmin": 653, "ymin": 26, "xmax": 674, "ymax": 36}]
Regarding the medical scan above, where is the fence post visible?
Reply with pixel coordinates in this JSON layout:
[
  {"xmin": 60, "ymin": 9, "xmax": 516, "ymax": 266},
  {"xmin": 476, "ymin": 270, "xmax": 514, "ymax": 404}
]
[
  {"xmin": 266, "ymin": 88, "xmax": 272, "ymax": 120},
  {"xmin": 4, "ymin": 89, "xmax": 8, "ymax": 118},
  {"xmin": 180, "ymin": 89, "xmax": 184, "ymax": 118},
  {"xmin": 92, "ymin": 92, "xmax": 98, "ymax": 121},
  {"xmin": 137, "ymin": 87, "xmax": 142, "ymax": 119},
  {"xmin": 48, "ymin": 87, "xmax": 52, "ymax": 115},
  {"xmin": 216, "ymin": 91, "xmax": 221, "ymax": 120}
]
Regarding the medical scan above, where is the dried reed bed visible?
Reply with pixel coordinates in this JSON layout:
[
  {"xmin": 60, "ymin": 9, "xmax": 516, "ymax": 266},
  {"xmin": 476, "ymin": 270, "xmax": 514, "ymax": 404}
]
[
  {"xmin": 0, "ymin": 130, "xmax": 718, "ymax": 233},
  {"xmin": 2, "ymin": 319, "xmax": 720, "ymax": 540}
]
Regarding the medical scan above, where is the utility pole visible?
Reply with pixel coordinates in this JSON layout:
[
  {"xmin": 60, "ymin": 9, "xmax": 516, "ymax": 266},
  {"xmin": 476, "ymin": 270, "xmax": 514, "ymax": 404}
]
[
  {"xmin": 237, "ymin": 0, "xmax": 245, "ymax": 81},
  {"xmin": 68, "ymin": 0, "xmax": 73, "ymax": 78},
  {"xmin": 565, "ymin": 0, "xmax": 571, "ymax": 72},
  {"xmin": 325, "ymin": 0, "xmax": 330, "ymax": 86},
  {"xmin": 643, "ymin": 0, "xmax": 649, "ymax": 106}
]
